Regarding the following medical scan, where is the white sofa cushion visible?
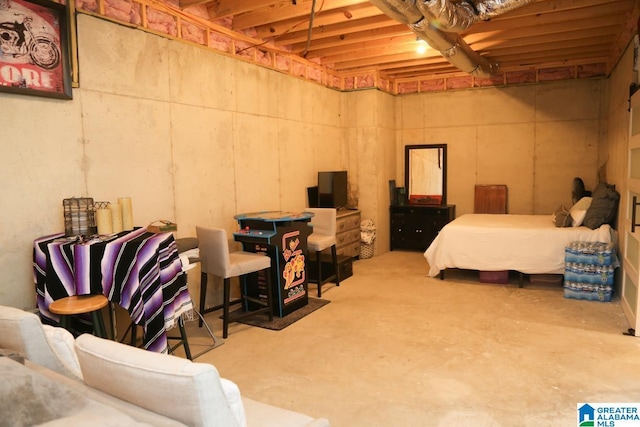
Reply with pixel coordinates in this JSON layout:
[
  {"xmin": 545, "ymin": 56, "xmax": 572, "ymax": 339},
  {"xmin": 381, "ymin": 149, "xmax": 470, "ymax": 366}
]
[
  {"xmin": 74, "ymin": 334, "xmax": 244, "ymax": 427},
  {"xmin": 27, "ymin": 360, "xmax": 187, "ymax": 427}
]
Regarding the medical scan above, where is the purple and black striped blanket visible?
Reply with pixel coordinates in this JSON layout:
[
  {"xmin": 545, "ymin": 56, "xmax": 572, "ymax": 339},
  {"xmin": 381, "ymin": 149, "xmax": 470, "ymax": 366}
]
[{"xmin": 34, "ymin": 228, "xmax": 192, "ymax": 353}]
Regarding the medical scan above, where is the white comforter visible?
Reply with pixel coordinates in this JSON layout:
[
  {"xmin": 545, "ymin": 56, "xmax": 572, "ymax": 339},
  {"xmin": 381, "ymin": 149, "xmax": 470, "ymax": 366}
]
[{"xmin": 423, "ymin": 214, "xmax": 613, "ymax": 277}]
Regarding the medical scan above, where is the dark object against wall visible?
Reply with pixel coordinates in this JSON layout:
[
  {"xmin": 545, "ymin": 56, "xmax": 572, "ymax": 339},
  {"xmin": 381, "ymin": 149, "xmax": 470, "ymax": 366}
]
[
  {"xmin": 307, "ymin": 186, "xmax": 319, "ymax": 208},
  {"xmin": 389, "ymin": 180, "xmax": 397, "ymax": 205},
  {"xmin": 318, "ymin": 171, "xmax": 348, "ymax": 208},
  {"xmin": 474, "ymin": 185, "xmax": 508, "ymax": 214}
]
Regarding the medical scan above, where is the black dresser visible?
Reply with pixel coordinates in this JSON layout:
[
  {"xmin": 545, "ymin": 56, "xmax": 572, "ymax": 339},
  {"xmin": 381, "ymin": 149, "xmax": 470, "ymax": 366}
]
[{"xmin": 390, "ymin": 204, "xmax": 456, "ymax": 251}]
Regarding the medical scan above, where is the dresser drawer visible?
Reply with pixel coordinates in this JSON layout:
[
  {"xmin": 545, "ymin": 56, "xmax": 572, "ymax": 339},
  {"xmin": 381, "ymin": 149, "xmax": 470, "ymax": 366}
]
[
  {"xmin": 337, "ymin": 240, "xmax": 360, "ymax": 258},
  {"xmin": 336, "ymin": 212, "xmax": 360, "ymax": 233},
  {"xmin": 337, "ymin": 228, "xmax": 359, "ymax": 247},
  {"xmin": 335, "ymin": 210, "xmax": 360, "ymax": 259}
]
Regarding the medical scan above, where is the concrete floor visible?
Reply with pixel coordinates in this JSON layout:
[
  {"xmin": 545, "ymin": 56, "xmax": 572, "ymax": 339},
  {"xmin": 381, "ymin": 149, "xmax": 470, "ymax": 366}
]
[{"xmin": 182, "ymin": 251, "xmax": 640, "ymax": 427}]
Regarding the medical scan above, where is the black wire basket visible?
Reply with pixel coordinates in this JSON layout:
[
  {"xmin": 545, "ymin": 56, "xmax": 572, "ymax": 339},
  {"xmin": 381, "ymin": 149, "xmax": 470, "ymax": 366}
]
[{"xmin": 63, "ymin": 197, "xmax": 96, "ymax": 237}]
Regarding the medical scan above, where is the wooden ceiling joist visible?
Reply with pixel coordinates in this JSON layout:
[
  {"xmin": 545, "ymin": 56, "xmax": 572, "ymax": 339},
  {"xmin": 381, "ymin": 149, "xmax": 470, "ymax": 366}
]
[{"xmin": 80, "ymin": 0, "xmax": 639, "ymax": 94}]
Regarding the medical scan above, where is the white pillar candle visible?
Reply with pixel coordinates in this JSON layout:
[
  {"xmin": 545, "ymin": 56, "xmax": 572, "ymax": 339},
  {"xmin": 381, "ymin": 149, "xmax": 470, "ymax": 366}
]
[
  {"xmin": 96, "ymin": 208, "xmax": 113, "ymax": 235},
  {"xmin": 111, "ymin": 203, "xmax": 123, "ymax": 233},
  {"xmin": 118, "ymin": 197, "xmax": 134, "ymax": 231}
]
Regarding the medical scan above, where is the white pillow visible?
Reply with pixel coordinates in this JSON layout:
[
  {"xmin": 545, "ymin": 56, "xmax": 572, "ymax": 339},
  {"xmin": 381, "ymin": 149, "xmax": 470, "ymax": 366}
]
[{"xmin": 570, "ymin": 196, "xmax": 593, "ymax": 227}]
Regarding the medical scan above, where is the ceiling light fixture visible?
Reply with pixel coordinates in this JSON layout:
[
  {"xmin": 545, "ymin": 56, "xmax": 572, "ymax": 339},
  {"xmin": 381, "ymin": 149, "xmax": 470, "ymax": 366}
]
[{"xmin": 416, "ymin": 38, "xmax": 428, "ymax": 55}]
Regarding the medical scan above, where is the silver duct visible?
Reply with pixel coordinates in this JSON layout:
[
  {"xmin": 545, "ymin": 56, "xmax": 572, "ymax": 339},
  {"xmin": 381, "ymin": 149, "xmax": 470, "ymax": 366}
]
[
  {"xmin": 416, "ymin": 0, "xmax": 476, "ymax": 33},
  {"xmin": 367, "ymin": 0, "xmax": 423, "ymax": 25},
  {"xmin": 417, "ymin": 0, "xmax": 536, "ymax": 32},
  {"xmin": 410, "ymin": 17, "xmax": 497, "ymax": 77},
  {"xmin": 369, "ymin": 0, "xmax": 535, "ymax": 78},
  {"xmin": 473, "ymin": 0, "xmax": 536, "ymax": 21}
]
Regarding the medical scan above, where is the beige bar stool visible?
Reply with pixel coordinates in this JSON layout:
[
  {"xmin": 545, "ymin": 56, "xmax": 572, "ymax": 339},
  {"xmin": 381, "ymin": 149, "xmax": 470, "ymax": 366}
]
[
  {"xmin": 49, "ymin": 294, "xmax": 109, "ymax": 338},
  {"xmin": 306, "ymin": 208, "xmax": 340, "ymax": 297},
  {"xmin": 196, "ymin": 226, "xmax": 273, "ymax": 339}
]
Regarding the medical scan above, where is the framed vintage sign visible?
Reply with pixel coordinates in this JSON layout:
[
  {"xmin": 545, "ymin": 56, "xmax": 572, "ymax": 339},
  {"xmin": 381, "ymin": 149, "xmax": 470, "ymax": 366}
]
[{"xmin": 0, "ymin": 0, "xmax": 72, "ymax": 99}]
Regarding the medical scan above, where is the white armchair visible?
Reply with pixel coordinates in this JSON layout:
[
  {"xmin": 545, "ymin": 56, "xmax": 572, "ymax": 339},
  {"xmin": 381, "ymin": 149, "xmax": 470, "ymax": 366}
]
[{"xmin": 0, "ymin": 304, "xmax": 82, "ymax": 380}]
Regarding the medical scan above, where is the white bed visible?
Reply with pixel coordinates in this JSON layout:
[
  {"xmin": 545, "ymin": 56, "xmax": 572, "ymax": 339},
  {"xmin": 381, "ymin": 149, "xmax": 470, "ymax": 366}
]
[{"xmin": 423, "ymin": 214, "xmax": 614, "ymax": 278}]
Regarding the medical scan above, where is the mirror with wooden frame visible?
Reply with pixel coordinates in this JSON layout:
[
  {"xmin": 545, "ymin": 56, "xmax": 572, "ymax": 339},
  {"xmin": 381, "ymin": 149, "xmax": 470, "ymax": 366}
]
[{"xmin": 404, "ymin": 144, "xmax": 447, "ymax": 205}]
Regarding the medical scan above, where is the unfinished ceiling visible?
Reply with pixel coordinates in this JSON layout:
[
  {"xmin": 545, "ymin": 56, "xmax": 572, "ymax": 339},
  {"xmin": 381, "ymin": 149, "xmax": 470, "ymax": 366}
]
[
  {"xmin": 75, "ymin": 0, "xmax": 639, "ymax": 93},
  {"xmin": 179, "ymin": 0, "xmax": 638, "ymax": 81}
]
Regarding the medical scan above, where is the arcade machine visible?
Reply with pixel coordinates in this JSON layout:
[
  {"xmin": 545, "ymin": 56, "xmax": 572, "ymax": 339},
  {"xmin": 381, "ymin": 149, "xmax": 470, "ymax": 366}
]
[{"xmin": 233, "ymin": 211, "xmax": 313, "ymax": 317}]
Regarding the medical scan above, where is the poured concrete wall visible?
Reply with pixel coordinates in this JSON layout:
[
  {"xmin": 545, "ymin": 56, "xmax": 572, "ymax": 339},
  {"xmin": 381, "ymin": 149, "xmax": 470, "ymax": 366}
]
[
  {"xmin": 346, "ymin": 90, "xmax": 396, "ymax": 257},
  {"xmin": 0, "ymin": 13, "xmax": 628, "ymax": 310},
  {"xmin": 396, "ymin": 81, "xmax": 604, "ymax": 216},
  {"xmin": 0, "ymin": 15, "xmax": 349, "ymax": 309}
]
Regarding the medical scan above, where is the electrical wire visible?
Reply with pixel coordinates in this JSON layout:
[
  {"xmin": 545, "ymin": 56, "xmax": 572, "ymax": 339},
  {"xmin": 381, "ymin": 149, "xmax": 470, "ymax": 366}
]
[
  {"xmin": 301, "ymin": 0, "xmax": 317, "ymax": 58},
  {"xmin": 235, "ymin": 0, "xmax": 325, "ymax": 56}
]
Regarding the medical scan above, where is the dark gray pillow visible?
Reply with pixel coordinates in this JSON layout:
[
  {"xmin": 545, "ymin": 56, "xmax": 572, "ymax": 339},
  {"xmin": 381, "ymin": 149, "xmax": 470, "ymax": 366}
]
[
  {"xmin": 553, "ymin": 205, "xmax": 572, "ymax": 227},
  {"xmin": 582, "ymin": 183, "xmax": 619, "ymax": 229}
]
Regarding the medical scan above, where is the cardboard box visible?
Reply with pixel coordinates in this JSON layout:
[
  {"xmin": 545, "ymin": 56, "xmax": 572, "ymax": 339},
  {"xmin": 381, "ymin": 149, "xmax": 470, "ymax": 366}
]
[{"xmin": 479, "ymin": 270, "xmax": 509, "ymax": 284}]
